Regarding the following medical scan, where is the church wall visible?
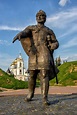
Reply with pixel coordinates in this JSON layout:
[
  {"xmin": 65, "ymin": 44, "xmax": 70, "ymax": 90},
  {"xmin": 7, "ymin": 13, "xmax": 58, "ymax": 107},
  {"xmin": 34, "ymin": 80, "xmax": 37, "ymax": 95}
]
[
  {"xmin": 9, "ymin": 54, "xmax": 28, "ymax": 81},
  {"xmin": 17, "ymin": 60, "xmax": 24, "ymax": 75}
]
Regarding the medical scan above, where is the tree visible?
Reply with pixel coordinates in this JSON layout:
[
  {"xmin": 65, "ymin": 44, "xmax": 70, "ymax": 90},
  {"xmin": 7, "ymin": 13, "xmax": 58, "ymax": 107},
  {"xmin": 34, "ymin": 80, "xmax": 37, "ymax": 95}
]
[{"xmin": 55, "ymin": 56, "xmax": 61, "ymax": 66}]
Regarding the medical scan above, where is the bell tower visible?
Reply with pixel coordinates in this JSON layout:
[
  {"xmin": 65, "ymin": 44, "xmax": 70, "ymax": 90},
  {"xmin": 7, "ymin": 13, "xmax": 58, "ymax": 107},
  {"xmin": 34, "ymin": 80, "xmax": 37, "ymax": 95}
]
[{"xmin": 17, "ymin": 53, "xmax": 24, "ymax": 75}]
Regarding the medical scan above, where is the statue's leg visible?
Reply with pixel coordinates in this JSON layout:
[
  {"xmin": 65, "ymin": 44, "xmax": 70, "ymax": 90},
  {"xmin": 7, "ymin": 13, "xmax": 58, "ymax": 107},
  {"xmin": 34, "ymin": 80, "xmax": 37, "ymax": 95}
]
[
  {"xmin": 25, "ymin": 70, "xmax": 37, "ymax": 102},
  {"xmin": 40, "ymin": 70, "xmax": 50, "ymax": 105}
]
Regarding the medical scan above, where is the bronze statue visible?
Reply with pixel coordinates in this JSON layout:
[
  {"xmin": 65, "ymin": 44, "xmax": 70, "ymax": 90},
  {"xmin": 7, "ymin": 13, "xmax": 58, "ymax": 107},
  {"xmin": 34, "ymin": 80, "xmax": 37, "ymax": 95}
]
[{"xmin": 13, "ymin": 10, "xmax": 59, "ymax": 105}]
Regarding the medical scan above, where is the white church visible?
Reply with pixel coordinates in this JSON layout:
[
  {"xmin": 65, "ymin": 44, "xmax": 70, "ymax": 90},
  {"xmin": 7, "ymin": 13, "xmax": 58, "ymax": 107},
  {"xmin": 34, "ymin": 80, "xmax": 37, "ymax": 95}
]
[{"xmin": 7, "ymin": 53, "xmax": 29, "ymax": 81}]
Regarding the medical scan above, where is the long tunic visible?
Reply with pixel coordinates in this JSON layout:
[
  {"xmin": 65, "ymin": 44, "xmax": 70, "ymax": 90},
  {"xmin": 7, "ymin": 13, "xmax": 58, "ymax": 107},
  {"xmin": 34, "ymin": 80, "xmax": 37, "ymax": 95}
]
[{"xmin": 21, "ymin": 25, "xmax": 59, "ymax": 70}]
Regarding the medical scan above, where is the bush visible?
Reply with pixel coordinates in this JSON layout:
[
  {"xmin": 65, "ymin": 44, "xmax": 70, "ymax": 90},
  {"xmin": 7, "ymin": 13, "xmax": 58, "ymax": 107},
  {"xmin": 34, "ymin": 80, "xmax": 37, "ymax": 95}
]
[{"xmin": 0, "ymin": 73, "xmax": 28, "ymax": 89}]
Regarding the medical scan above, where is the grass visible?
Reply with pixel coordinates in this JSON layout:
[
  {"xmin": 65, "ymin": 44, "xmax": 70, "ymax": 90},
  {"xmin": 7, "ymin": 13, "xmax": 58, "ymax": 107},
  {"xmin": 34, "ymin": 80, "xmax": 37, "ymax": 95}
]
[
  {"xmin": 0, "ymin": 68, "xmax": 28, "ymax": 89},
  {"xmin": 0, "ymin": 68, "xmax": 40, "ymax": 89},
  {"xmin": 50, "ymin": 61, "xmax": 77, "ymax": 86},
  {"xmin": 0, "ymin": 60, "xmax": 77, "ymax": 89}
]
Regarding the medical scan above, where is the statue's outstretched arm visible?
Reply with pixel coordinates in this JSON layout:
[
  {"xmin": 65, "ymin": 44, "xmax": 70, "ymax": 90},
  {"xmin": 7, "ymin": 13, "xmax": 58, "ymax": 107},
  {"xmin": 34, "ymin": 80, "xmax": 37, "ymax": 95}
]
[
  {"xmin": 12, "ymin": 29, "xmax": 32, "ymax": 43},
  {"xmin": 12, "ymin": 32, "xmax": 23, "ymax": 43}
]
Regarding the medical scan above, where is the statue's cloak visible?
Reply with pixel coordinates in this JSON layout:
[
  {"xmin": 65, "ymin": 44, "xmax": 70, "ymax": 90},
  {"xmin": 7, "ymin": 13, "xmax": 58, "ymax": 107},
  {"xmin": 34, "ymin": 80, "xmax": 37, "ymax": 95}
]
[{"xmin": 20, "ymin": 37, "xmax": 31, "ymax": 56}]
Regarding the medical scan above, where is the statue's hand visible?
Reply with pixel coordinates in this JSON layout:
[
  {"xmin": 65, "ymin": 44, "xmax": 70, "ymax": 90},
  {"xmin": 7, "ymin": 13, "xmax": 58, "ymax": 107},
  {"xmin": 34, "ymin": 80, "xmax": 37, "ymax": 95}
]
[
  {"xmin": 12, "ymin": 29, "xmax": 32, "ymax": 43},
  {"xmin": 12, "ymin": 36, "xmax": 18, "ymax": 43},
  {"xmin": 49, "ymin": 43, "xmax": 58, "ymax": 50},
  {"xmin": 12, "ymin": 32, "xmax": 22, "ymax": 43}
]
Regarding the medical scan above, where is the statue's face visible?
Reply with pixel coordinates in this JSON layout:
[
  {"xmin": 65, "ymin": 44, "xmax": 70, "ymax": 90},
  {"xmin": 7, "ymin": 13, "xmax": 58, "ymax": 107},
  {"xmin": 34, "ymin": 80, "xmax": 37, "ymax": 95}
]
[{"xmin": 36, "ymin": 13, "xmax": 46, "ymax": 24}]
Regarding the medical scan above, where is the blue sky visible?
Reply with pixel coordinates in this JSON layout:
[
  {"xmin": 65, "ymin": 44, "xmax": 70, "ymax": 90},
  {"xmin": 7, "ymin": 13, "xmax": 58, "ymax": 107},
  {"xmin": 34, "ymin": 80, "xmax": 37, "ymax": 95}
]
[{"xmin": 0, "ymin": 0, "xmax": 77, "ymax": 71}]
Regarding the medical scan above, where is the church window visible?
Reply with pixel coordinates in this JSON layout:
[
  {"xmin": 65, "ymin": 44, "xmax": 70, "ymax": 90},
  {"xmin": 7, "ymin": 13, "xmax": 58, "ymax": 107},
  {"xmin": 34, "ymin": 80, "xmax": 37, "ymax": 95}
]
[
  {"xmin": 20, "ymin": 62, "xmax": 22, "ymax": 67},
  {"xmin": 20, "ymin": 69, "xmax": 22, "ymax": 74}
]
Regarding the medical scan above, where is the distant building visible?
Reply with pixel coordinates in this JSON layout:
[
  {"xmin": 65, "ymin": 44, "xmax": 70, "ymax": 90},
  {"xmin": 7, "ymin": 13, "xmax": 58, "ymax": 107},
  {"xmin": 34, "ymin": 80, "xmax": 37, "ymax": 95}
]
[{"xmin": 7, "ymin": 54, "xmax": 29, "ymax": 81}]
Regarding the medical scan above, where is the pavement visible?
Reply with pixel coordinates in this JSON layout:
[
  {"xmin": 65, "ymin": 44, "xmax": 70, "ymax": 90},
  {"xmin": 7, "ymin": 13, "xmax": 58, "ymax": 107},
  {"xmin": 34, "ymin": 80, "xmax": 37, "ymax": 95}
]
[
  {"xmin": 0, "ymin": 86, "xmax": 77, "ymax": 96},
  {"xmin": 0, "ymin": 86, "xmax": 77, "ymax": 115}
]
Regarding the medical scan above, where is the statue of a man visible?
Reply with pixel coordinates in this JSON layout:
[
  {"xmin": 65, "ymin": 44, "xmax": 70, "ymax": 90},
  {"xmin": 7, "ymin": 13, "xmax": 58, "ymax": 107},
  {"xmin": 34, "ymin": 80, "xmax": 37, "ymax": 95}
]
[{"xmin": 13, "ymin": 10, "xmax": 59, "ymax": 105}]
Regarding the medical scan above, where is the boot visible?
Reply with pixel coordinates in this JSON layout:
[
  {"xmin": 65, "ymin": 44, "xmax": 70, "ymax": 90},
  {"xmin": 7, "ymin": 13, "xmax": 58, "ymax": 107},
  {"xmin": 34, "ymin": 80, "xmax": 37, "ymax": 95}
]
[
  {"xmin": 40, "ymin": 76, "xmax": 50, "ymax": 105},
  {"xmin": 42, "ymin": 77, "xmax": 50, "ymax": 105}
]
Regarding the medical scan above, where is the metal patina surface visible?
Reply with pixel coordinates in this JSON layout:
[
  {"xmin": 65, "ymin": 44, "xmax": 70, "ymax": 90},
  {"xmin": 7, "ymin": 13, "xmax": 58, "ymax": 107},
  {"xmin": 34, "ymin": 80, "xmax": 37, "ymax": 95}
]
[{"xmin": 13, "ymin": 10, "xmax": 59, "ymax": 105}]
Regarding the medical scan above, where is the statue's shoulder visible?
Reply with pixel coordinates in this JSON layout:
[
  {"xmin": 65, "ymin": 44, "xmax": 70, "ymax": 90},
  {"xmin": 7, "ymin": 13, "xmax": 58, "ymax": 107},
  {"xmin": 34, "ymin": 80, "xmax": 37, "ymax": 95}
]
[
  {"xmin": 44, "ymin": 26, "xmax": 54, "ymax": 34},
  {"xmin": 25, "ymin": 25, "xmax": 37, "ymax": 31}
]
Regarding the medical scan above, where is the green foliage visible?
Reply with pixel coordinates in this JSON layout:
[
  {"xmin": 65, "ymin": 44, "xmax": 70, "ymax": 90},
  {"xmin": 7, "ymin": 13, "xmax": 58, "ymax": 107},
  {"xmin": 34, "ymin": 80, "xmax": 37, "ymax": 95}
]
[
  {"xmin": 0, "ymin": 60, "xmax": 77, "ymax": 89},
  {"xmin": 50, "ymin": 61, "xmax": 77, "ymax": 86},
  {"xmin": 0, "ymin": 68, "xmax": 40, "ymax": 89},
  {"xmin": 0, "ymin": 68, "xmax": 28, "ymax": 89}
]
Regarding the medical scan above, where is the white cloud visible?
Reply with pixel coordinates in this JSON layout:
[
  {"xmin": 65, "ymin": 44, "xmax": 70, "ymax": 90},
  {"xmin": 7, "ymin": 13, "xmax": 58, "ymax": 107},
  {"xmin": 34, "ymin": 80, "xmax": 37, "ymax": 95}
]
[
  {"xmin": 0, "ymin": 39, "xmax": 11, "ymax": 45},
  {"xmin": 46, "ymin": 7, "xmax": 77, "ymax": 29},
  {"xmin": 0, "ymin": 7, "xmax": 77, "ymax": 33},
  {"xmin": 0, "ymin": 25, "xmax": 23, "ymax": 31},
  {"xmin": 0, "ymin": 52, "xmax": 28, "ymax": 71},
  {"xmin": 61, "ymin": 54, "xmax": 77, "ymax": 62},
  {"xmin": 58, "ymin": 24, "xmax": 77, "ymax": 39},
  {"xmin": 62, "ymin": 37, "xmax": 77, "ymax": 48},
  {"xmin": 59, "ymin": 0, "xmax": 70, "ymax": 7},
  {"xmin": 0, "ymin": 53, "xmax": 14, "ymax": 71},
  {"xmin": 67, "ymin": 54, "xmax": 77, "ymax": 62}
]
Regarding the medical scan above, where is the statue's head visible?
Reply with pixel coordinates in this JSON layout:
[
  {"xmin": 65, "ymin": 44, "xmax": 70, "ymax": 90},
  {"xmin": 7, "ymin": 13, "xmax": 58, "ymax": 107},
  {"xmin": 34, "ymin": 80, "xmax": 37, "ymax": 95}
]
[{"xmin": 36, "ymin": 10, "xmax": 46, "ymax": 24}]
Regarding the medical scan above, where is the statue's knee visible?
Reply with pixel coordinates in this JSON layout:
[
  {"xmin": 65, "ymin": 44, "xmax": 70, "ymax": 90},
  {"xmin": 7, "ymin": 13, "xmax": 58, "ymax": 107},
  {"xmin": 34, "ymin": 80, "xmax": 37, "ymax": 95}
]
[{"xmin": 41, "ymin": 70, "xmax": 47, "ymax": 78}]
